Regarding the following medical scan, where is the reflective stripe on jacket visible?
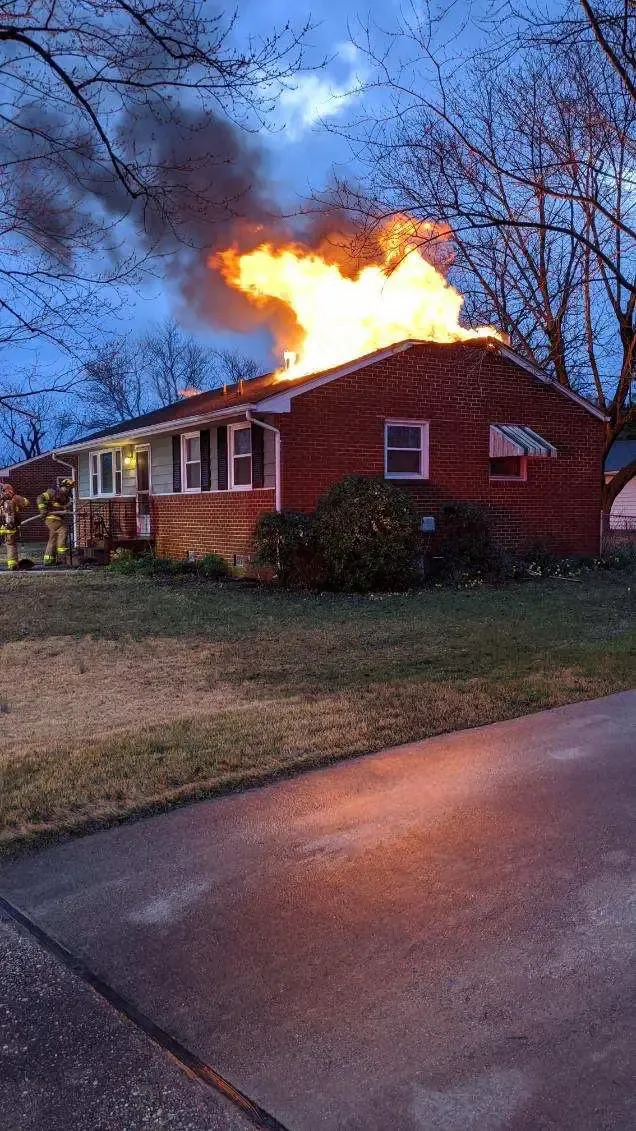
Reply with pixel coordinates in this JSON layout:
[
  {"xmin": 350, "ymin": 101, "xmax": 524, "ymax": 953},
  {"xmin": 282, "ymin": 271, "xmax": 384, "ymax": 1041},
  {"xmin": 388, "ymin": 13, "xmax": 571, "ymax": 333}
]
[{"xmin": 37, "ymin": 486, "xmax": 71, "ymax": 514}]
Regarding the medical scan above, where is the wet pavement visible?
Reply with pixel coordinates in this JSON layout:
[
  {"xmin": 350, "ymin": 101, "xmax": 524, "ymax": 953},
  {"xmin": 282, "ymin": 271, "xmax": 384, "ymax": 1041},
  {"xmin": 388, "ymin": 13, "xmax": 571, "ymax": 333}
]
[{"xmin": 1, "ymin": 692, "xmax": 634, "ymax": 1130}]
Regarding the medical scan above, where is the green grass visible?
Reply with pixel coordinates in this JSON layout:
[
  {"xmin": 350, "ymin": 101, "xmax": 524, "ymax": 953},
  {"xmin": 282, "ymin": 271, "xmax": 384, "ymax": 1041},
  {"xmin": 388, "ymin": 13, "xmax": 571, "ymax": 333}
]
[{"xmin": 0, "ymin": 570, "xmax": 634, "ymax": 850}]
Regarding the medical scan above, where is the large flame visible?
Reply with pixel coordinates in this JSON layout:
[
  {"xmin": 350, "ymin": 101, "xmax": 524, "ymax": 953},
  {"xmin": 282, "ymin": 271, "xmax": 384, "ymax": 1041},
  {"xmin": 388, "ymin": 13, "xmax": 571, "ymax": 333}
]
[{"xmin": 213, "ymin": 216, "xmax": 502, "ymax": 379}]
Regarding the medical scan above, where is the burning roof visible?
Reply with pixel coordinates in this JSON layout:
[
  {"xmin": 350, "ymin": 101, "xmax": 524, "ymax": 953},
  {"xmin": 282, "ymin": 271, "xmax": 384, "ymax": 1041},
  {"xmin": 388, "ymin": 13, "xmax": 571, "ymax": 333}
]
[{"xmin": 211, "ymin": 215, "xmax": 504, "ymax": 380}]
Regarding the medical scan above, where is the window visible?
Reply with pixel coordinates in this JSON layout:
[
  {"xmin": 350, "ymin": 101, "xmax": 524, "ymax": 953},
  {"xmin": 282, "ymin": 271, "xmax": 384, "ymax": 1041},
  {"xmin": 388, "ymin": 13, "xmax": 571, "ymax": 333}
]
[
  {"xmin": 230, "ymin": 424, "xmax": 252, "ymax": 489},
  {"xmin": 384, "ymin": 421, "xmax": 428, "ymax": 479},
  {"xmin": 89, "ymin": 448, "xmax": 122, "ymax": 496},
  {"xmin": 489, "ymin": 456, "xmax": 527, "ymax": 480},
  {"xmin": 182, "ymin": 433, "xmax": 201, "ymax": 491}
]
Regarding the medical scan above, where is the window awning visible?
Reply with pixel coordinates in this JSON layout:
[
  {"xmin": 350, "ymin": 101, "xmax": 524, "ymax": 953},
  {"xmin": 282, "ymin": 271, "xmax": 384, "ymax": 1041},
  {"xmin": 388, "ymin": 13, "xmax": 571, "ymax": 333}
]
[{"xmin": 489, "ymin": 424, "xmax": 557, "ymax": 459}]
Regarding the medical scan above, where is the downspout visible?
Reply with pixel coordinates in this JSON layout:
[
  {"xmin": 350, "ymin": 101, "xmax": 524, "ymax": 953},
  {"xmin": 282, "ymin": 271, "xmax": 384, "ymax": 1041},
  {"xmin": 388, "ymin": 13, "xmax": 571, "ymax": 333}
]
[
  {"xmin": 52, "ymin": 451, "xmax": 78, "ymax": 555},
  {"xmin": 245, "ymin": 411, "xmax": 281, "ymax": 512}
]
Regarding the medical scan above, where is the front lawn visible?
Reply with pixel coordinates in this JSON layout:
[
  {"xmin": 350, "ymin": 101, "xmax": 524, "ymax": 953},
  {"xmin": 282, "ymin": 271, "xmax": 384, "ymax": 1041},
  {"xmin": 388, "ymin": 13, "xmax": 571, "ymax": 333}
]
[{"xmin": 0, "ymin": 570, "xmax": 634, "ymax": 850}]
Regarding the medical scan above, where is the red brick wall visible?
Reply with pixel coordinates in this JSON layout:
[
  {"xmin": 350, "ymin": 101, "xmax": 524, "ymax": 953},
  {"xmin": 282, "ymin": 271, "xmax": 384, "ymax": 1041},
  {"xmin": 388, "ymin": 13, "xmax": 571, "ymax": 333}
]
[
  {"xmin": 271, "ymin": 343, "xmax": 606, "ymax": 556},
  {"xmin": 0, "ymin": 453, "xmax": 78, "ymax": 542},
  {"xmin": 151, "ymin": 490, "xmax": 276, "ymax": 563}
]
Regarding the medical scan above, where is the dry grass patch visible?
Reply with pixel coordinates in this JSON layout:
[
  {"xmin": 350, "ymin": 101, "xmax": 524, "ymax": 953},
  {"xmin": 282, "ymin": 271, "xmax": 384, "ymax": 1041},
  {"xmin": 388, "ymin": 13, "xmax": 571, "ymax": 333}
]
[
  {"xmin": 0, "ymin": 636, "xmax": 264, "ymax": 759},
  {"xmin": 2, "ymin": 664, "xmax": 629, "ymax": 847},
  {"xmin": 0, "ymin": 570, "xmax": 634, "ymax": 849}
]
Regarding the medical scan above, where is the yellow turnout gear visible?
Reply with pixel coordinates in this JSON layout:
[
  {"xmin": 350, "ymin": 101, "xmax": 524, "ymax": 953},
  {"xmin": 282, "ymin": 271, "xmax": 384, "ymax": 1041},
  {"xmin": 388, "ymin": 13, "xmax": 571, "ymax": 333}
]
[
  {"xmin": 1, "ymin": 487, "xmax": 29, "ymax": 570},
  {"xmin": 37, "ymin": 481, "xmax": 74, "ymax": 565},
  {"xmin": 44, "ymin": 514, "xmax": 69, "ymax": 564}
]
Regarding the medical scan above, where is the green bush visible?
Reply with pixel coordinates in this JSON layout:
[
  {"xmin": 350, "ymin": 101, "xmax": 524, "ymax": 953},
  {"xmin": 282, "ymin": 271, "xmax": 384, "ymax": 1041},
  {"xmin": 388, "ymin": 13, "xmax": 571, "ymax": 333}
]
[
  {"xmin": 315, "ymin": 475, "xmax": 420, "ymax": 592},
  {"xmin": 199, "ymin": 552, "xmax": 230, "ymax": 579},
  {"xmin": 108, "ymin": 548, "xmax": 150, "ymax": 575},
  {"xmin": 596, "ymin": 542, "xmax": 636, "ymax": 573},
  {"xmin": 108, "ymin": 548, "xmax": 229, "ymax": 580},
  {"xmin": 254, "ymin": 511, "xmax": 324, "ymax": 588},
  {"xmin": 431, "ymin": 502, "xmax": 506, "ymax": 584}
]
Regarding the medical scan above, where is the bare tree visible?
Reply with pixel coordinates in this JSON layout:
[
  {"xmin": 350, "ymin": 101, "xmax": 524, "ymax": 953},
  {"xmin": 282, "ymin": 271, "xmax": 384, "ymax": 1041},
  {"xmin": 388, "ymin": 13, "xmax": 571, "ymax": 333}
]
[
  {"xmin": 0, "ymin": 409, "xmax": 44, "ymax": 462},
  {"xmin": 0, "ymin": 0, "xmax": 311, "ymax": 375},
  {"xmin": 524, "ymin": 2, "xmax": 636, "ymax": 102},
  {"xmin": 347, "ymin": 2, "xmax": 635, "ymax": 512},
  {"xmin": 73, "ymin": 324, "xmax": 262, "ymax": 432},
  {"xmin": 0, "ymin": 390, "xmax": 77, "ymax": 464},
  {"xmin": 143, "ymin": 320, "xmax": 216, "ymax": 404},
  {"xmin": 212, "ymin": 348, "xmax": 261, "ymax": 387},
  {"xmin": 78, "ymin": 338, "xmax": 147, "ymax": 432}
]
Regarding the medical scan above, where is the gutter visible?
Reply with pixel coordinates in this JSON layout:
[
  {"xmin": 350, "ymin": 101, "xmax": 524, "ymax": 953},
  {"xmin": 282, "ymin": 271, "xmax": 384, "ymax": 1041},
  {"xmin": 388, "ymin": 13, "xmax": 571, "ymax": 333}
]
[{"xmin": 246, "ymin": 411, "xmax": 281, "ymax": 512}]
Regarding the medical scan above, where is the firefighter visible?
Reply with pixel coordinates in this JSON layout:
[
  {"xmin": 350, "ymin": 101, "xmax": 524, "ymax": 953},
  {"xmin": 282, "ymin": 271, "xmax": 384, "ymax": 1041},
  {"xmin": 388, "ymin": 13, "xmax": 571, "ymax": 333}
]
[
  {"xmin": 1, "ymin": 483, "xmax": 29, "ymax": 570},
  {"xmin": 37, "ymin": 478, "xmax": 75, "ymax": 565}
]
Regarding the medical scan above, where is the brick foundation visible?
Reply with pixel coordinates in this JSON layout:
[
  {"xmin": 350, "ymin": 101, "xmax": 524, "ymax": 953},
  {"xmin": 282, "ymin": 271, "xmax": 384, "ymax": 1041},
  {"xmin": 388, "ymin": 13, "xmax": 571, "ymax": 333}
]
[{"xmin": 151, "ymin": 490, "xmax": 276, "ymax": 564}]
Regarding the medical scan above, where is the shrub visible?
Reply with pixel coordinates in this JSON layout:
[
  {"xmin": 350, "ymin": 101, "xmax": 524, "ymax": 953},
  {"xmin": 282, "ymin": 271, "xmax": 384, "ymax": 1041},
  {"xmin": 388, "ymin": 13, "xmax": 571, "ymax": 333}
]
[
  {"xmin": 254, "ymin": 511, "xmax": 324, "ymax": 588},
  {"xmin": 429, "ymin": 502, "xmax": 506, "ymax": 584},
  {"xmin": 315, "ymin": 475, "xmax": 420, "ymax": 592},
  {"xmin": 199, "ymin": 552, "xmax": 230, "ymax": 579},
  {"xmin": 108, "ymin": 548, "xmax": 229, "ymax": 580},
  {"xmin": 108, "ymin": 548, "xmax": 149, "ymax": 574},
  {"xmin": 596, "ymin": 542, "xmax": 636, "ymax": 573}
]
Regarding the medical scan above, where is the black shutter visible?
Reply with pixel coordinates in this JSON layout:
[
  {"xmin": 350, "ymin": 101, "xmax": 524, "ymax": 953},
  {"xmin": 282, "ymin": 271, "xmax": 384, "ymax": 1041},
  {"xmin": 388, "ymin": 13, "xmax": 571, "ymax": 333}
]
[
  {"xmin": 251, "ymin": 423, "xmax": 264, "ymax": 488},
  {"xmin": 200, "ymin": 429, "xmax": 211, "ymax": 491},
  {"xmin": 217, "ymin": 425, "xmax": 228, "ymax": 490},
  {"xmin": 172, "ymin": 435, "xmax": 181, "ymax": 492}
]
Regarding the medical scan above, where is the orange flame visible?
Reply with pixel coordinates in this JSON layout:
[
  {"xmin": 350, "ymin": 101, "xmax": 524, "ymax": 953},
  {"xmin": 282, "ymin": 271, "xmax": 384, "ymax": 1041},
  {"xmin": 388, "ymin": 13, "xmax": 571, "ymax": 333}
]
[{"xmin": 212, "ymin": 216, "xmax": 502, "ymax": 379}]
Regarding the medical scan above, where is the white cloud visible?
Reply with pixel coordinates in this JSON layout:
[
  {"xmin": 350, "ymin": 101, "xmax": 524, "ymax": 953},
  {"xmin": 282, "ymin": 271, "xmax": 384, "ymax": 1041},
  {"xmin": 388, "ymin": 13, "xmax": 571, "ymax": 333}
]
[{"xmin": 279, "ymin": 44, "xmax": 367, "ymax": 141}]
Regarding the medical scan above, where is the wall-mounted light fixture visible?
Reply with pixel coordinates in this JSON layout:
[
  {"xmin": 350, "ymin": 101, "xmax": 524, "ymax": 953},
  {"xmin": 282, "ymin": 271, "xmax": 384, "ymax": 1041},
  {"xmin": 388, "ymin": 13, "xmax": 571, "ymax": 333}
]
[{"xmin": 123, "ymin": 446, "xmax": 136, "ymax": 469}]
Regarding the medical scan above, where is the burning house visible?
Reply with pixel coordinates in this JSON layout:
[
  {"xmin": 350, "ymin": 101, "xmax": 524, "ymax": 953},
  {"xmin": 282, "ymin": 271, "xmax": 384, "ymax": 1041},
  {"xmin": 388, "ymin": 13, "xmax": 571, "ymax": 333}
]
[{"xmin": 55, "ymin": 219, "xmax": 607, "ymax": 564}]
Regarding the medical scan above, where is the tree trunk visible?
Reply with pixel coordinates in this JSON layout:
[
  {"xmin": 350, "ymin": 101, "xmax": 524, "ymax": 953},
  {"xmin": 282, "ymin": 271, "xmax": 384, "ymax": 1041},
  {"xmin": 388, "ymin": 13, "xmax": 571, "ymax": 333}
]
[{"xmin": 601, "ymin": 457, "xmax": 636, "ymax": 513}]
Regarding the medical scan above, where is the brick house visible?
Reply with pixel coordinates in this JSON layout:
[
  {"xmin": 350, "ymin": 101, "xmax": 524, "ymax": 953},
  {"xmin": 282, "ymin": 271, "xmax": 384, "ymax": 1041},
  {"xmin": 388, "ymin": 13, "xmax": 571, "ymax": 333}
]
[{"xmin": 46, "ymin": 338, "xmax": 606, "ymax": 564}]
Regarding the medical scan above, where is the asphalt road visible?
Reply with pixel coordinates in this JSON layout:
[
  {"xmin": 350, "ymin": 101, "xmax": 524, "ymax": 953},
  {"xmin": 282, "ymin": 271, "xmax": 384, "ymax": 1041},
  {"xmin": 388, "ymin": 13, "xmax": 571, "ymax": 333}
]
[{"xmin": 1, "ymin": 692, "xmax": 634, "ymax": 1131}]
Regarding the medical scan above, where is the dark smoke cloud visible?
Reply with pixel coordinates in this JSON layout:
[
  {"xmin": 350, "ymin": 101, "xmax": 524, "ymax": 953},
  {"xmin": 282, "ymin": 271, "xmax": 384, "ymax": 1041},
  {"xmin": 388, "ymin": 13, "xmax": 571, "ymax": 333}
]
[{"xmin": 6, "ymin": 93, "xmax": 384, "ymax": 348}]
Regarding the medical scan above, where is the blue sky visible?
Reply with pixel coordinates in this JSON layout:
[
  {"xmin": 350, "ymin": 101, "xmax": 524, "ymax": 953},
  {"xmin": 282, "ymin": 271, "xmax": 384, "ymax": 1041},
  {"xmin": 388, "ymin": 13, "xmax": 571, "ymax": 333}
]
[{"xmin": 10, "ymin": 1, "xmax": 564, "ymax": 386}]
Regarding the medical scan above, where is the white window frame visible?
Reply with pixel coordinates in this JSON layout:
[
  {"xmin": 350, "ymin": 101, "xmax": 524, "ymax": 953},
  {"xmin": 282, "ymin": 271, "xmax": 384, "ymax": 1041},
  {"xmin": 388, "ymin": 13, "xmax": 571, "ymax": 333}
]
[
  {"xmin": 384, "ymin": 420, "xmax": 429, "ymax": 480},
  {"xmin": 229, "ymin": 422, "xmax": 253, "ymax": 491},
  {"xmin": 89, "ymin": 447, "xmax": 123, "ymax": 497},
  {"xmin": 489, "ymin": 455, "xmax": 528, "ymax": 482},
  {"xmin": 181, "ymin": 431, "xmax": 202, "ymax": 493}
]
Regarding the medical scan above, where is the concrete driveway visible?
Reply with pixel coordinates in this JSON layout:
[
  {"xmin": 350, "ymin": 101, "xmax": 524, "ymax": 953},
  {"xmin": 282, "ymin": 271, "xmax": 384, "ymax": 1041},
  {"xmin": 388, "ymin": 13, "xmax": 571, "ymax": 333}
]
[{"xmin": 1, "ymin": 692, "xmax": 634, "ymax": 1131}]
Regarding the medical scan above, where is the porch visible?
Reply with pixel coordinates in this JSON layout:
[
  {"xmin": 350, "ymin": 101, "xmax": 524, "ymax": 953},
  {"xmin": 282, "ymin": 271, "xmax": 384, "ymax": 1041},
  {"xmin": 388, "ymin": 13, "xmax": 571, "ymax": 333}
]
[{"xmin": 73, "ymin": 497, "xmax": 155, "ymax": 562}]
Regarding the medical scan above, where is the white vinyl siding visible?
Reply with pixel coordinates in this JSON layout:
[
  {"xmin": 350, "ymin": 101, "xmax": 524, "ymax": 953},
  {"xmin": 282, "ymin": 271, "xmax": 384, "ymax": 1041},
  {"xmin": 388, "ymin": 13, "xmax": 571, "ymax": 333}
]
[
  {"xmin": 610, "ymin": 476, "xmax": 636, "ymax": 529},
  {"xmin": 149, "ymin": 434, "xmax": 174, "ymax": 494},
  {"xmin": 77, "ymin": 424, "xmax": 270, "ymax": 497}
]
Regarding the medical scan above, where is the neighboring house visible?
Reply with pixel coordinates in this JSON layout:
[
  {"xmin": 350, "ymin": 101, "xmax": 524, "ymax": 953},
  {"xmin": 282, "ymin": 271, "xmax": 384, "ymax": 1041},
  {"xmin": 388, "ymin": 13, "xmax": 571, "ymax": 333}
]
[
  {"xmin": 605, "ymin": 437, "xmax": 636, "ymax": 532},
  {"xmin": 0, "ymin": 450, "xmax": 78, "ymax": 542},
  {"xmin": 50, "ymin": 338, "xmax": 606, "ymax": 565}
]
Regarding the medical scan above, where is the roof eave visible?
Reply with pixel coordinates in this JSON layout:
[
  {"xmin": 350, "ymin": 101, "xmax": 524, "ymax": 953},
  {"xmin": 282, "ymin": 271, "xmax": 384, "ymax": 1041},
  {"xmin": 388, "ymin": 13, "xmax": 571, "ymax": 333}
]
[{"xmin": 55, "ymin": 403, "xmax": 258, "ymax": 455}]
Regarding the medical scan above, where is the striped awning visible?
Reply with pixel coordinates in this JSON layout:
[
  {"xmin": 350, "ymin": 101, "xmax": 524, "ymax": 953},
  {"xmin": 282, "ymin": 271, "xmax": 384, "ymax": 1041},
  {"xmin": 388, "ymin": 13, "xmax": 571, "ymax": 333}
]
[{"xmin": 489, "ymin": 424, "xmax": 557, "ymax": 459}]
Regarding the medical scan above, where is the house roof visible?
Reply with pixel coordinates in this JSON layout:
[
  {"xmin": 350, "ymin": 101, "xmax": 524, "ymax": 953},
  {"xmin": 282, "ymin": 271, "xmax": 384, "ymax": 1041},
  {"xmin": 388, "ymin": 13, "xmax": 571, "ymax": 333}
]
[
  {"xmin": 605, "ymin": 437, "xmax": 636, "ymax": 473},
  {"xmin": 54, "ymin": 337, "xmax": 608, "ymax": 454}
]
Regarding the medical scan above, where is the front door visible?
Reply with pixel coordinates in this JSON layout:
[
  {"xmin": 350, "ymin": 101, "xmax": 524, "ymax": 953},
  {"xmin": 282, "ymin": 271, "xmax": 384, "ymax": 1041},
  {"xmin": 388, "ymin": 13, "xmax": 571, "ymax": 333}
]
[{"xmin": 135, "ymin": 446, "xmax": 151, "ymax": 536}]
